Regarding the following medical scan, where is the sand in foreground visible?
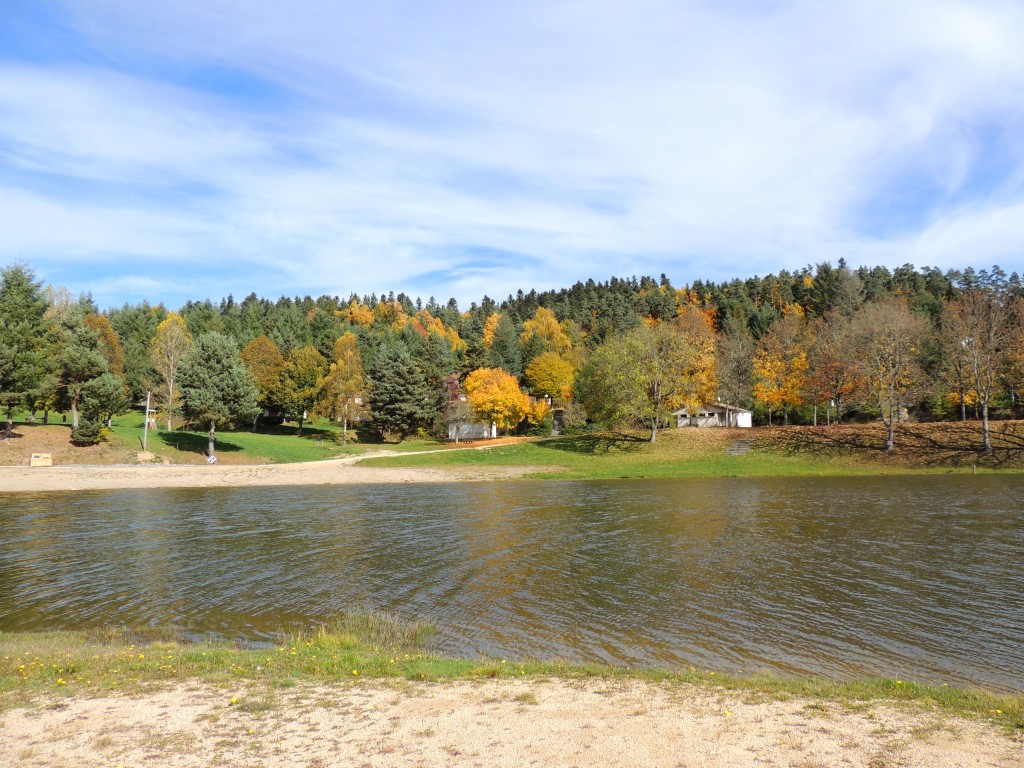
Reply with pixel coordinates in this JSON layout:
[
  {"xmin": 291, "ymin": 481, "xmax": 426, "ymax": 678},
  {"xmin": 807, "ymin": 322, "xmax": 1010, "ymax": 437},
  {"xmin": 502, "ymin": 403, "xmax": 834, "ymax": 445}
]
[
  {"xmin": 0, "ymin": 456, "xmax": 531, "ymax": 493},
  {"xmin": 2, "ymin": 679, "xmax": 1019, "ymax": 768}
]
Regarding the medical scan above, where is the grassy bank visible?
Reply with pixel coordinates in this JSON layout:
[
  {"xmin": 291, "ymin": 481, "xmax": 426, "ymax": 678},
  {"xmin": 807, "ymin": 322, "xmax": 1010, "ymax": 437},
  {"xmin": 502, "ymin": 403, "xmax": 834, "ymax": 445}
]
[
  {"xmin": 2, "ymin": 617, "xmax": 1021, "ymax": 735},
  {"xmin": 361, "ymin": 422, "xmax": 1024, "ymax": 479}
]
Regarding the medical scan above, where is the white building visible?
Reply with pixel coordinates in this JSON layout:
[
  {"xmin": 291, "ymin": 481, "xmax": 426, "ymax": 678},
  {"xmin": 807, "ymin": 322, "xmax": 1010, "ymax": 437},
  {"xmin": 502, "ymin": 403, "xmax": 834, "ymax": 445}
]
[
  {"xmin": 673, "ymin": 403, "xmax": 752, "ymax": 428},
  {"xmin": 448, "ymin": 421, "xmax": 498, "ymax": 441}
]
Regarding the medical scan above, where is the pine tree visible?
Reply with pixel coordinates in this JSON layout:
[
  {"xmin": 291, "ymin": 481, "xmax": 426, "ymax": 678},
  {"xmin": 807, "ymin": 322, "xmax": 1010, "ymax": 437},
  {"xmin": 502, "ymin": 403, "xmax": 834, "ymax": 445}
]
[
  {"xmin": 0, "ymin": 264, "xmax": 54, "ymax": 438},
  {"xmin": 368, "ymin": 343, "xmax": 434, "ymax": 440},
  {"xmin": 178, "ymin": 332, "xmax": 261, "ymax": 457}
]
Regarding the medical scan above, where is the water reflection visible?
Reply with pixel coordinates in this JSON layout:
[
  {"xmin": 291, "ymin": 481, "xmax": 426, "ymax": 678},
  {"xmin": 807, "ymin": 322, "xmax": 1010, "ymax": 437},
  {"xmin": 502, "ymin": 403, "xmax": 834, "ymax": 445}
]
[{"xmin": 1, "ymin": 476, "xmax": 1022, "ymax": 690}]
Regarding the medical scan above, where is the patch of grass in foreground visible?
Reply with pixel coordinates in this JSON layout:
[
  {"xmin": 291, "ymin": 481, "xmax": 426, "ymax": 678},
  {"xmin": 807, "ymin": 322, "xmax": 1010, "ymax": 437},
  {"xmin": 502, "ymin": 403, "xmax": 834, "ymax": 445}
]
[
  {"xmin": 1, "ymin": 615, "xmax": 1021, "ymax": 735},
  {"xmin": 359, "ymin": 429, "xmax": 958, "ymax": 478}
]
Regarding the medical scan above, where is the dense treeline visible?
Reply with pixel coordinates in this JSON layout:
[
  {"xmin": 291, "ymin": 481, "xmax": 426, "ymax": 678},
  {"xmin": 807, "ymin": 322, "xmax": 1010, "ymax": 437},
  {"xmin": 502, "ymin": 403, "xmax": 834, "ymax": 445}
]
[{"xmin": 1, "ymin": 260, "xmax": 1022, "ymax": 452}]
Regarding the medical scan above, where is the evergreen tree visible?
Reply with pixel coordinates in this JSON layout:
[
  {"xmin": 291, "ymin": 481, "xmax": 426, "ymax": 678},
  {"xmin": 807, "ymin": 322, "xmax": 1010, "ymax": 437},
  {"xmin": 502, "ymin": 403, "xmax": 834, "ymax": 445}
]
[
  {"xmin": 368, "ymin": 342, "xmax": 434, "ymax": 440},
  {"xmin": 107, "ymin": 301, "xmax": 166, "ymax": 401},
  {"xmin": 54, "ymin": 301, "xmax": 109, "ymax": 429},
  {"xmin": 0, "ymin": 264, "xmax": 53, "ymax": 438},
  {"xmin": 178, "ymin": 333, "xmax": 261, "ymax": 457},
  {"xmin": 487, "ymin": 313, "xmax": 522, "ymax": 377}
]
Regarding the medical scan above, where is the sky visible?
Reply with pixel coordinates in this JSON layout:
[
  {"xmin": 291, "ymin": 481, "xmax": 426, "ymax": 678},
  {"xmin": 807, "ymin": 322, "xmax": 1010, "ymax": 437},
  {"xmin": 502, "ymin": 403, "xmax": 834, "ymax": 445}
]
[{"xmin": 2, "ymin": 1, "xmax": 1024, "ymax": 310}]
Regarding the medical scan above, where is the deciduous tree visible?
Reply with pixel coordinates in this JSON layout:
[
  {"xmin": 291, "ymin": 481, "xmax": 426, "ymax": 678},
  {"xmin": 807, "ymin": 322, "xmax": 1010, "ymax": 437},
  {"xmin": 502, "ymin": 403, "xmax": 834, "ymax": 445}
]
[
  {"xmin": 520, "ymin": 307, "xmax": 573, "ymax": 362},
  {"xmin": 279, "ymin": 345, "xmax": 328, "ymax": 432},
  {"xmin": 715, "ymin": 314, "xmax": 755, "ymax": 413},
  {"xmin": 806, "ymin": 311, "xmax": 862, "ymax": 423},
  {"xmin": 151, "ymin": 312, "xmax": 192, "ymax": 430},
  {"xmin": 315, "ymin": 332, "xmax": 366, "ymax": 444},
  {"xmin": 240, "ymin": 335, "xmax": 286, "ymax": 418},
  {"xmin": 525, "ymin": 351, "xmax": 575, "ymax": 400},
  {"xmin": 942, "ymin": 289, "xmax": 1022, "ymax": 452},
  {"xmin": 576, "ymin": 318, "xmax": 716, "ymax": 442},
  {"xmin": 849, "ymin": 299, "xmax": 932, "ymax": 451},
  {"xmin": 463, "ymin": 367, "xmax": 529, "ymax": 434},
  {"xmin": 752, "ymin": 313, "xmax": 809, "ymax": 425}
]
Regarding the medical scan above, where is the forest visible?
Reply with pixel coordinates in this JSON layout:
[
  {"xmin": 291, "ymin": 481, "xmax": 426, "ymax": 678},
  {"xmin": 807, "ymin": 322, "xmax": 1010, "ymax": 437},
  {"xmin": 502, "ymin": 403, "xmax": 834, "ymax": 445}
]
[{"xmin": 1, "ymin": 260, "xmax": 1022, "ymax": 453}]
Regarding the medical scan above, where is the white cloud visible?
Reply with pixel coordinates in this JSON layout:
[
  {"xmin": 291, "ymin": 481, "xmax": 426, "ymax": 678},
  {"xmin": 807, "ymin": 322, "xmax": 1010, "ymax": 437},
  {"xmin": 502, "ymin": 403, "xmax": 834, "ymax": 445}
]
[{"xmin": 2, "ymin": 0, "xmax": 1024, "ymax": 307}]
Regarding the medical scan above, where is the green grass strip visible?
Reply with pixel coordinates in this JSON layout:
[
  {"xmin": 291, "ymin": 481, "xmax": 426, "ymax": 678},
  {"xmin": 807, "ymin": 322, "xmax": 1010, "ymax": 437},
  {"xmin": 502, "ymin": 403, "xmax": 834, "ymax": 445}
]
[{"xmin": 2, "ymin": 615, "xmax": 1020, "ymax": 735}]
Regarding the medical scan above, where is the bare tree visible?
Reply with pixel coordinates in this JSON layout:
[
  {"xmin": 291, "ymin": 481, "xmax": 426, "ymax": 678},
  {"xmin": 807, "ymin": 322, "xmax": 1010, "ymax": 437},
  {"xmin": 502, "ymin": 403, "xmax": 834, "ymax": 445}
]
[
  {"xmin": 715, "ymin": 314, "xmax": 755, "ymax": 416},
  {"xmin": 850, "ymin": 299, "xmax": 932, "ymax": 451},
  {"xmin": 806, "ymin": 310, "xmax": 863, "ymax": 424},
  {"xmin": 943, "ymin": 289, "xmax": 1022, "ymax": 453}
]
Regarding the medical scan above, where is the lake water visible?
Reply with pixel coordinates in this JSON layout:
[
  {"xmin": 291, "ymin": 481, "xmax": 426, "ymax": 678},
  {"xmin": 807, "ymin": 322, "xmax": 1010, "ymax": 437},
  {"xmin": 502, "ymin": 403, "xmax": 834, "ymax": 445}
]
[{"xmin": 1, "ymin": 476, "xmax": 1022, "ymax": 691}]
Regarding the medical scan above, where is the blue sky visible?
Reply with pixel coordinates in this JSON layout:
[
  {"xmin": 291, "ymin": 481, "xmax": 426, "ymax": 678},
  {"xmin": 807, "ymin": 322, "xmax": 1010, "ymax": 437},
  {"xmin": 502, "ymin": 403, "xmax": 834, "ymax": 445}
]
[{"xmin": 2, "ymin": 1, "xmax": 1024, "ymax": 309}]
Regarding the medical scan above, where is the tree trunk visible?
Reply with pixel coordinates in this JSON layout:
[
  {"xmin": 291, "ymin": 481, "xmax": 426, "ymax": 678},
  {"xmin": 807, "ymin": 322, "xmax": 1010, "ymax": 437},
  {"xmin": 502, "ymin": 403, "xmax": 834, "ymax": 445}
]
[
  {"xmin": 982, "ymin": 402, "xmax": 992, "ymax": 454},
  {"xmin": 43, "ymin": 408, "xmax": 49, "ymax": 425},
  {"xmin": 649, "ymin": 419, "xmax": 657, "ymax": 443},
  {"xmin": 342, "ymin": 405, "xmax": 348, "ymax": 445},
  {"xmin": 71, "ymin": 397, "xmax": 80, "ymax": 429},
  {"xmin": 959, "ymin": 391, "xmax": 966, "ymax": 422},
  {"xmin": 166, "ymin": 382, "xmax": 174, "ymax": 431},
  {"xmin": 885, "ymin": 400, "xmax": 895, "ymax": 452},
  {"xmin": 4, "ymin": 406, "xmax": 12, "ymax": 440},
  {"xmin": 209, "ymin": 423, "xmax": 216, "ymax": 457}
]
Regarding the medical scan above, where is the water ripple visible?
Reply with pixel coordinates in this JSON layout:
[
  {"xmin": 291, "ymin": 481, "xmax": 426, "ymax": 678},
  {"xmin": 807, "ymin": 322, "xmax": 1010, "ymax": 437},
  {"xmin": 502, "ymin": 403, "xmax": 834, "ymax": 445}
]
[{"xmin": 1, "ymin": 476, "xmax": 1023, "ymax": 690}]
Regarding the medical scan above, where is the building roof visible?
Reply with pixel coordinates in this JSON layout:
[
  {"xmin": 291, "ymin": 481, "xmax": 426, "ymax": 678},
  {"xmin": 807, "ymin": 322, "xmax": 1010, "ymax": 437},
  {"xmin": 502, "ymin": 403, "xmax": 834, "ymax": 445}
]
[{"xmin": 672, "ymin": 402, "xmax": 751, "ymax": 415}]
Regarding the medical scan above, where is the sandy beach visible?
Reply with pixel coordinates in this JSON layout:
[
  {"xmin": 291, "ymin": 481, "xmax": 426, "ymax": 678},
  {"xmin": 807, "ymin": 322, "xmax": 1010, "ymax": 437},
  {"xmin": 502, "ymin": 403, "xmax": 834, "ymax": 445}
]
[
  {"xmin": 0, "ymin": 454, "xmax": 533, "ymax": 493},
  {"xmin": 2, "ymin": 679, "xmax": 1019, "ymax": 768}
]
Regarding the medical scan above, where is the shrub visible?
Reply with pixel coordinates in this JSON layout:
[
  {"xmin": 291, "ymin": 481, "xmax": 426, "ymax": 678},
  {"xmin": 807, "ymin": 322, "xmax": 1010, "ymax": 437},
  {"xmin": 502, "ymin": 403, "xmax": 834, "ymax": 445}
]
[{"xmin": 71, "ymin": 416, "xmax": 104, "ymax": 445}]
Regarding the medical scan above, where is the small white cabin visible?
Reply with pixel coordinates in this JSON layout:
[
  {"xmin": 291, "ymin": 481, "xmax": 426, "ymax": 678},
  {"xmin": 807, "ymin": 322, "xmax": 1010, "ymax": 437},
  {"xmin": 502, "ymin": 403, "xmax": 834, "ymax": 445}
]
[
  {"xmin": 673, "ymin": 403, "xmax": 752, "ymax": 429},
  {"xmin": 448, "ymin": 421, "xmax": 498, "ymax": 441}
]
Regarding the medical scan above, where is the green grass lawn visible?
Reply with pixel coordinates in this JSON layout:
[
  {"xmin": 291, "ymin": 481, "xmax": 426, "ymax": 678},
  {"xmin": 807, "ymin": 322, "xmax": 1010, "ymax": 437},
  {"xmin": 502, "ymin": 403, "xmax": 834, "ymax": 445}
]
[
  {"xmin": 104, "ymin": 410, "xmax": 453, "ymax": 464},
  {"xmin": 359, "ymin": 429, "xmax": 927, "ymax": 479}
]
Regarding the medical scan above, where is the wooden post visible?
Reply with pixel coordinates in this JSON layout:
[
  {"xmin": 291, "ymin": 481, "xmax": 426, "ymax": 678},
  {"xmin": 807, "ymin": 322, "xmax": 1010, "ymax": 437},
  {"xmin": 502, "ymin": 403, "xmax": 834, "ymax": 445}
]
[{"xmin": 142, "ymin": 391, "xmax": 151, "ymax": 452}]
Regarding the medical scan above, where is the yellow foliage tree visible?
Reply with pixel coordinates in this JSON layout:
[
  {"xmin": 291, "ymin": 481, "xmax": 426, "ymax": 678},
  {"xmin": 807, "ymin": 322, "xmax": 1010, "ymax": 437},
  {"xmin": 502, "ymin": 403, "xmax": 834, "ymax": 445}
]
[
  {"xmin": 524, "ymin": 351, "xmax": 575, "ymax": 400},
  {"xmin": 520, "ymin": 307, "xmax": 572, "ymax": 357},
  {"xmin": 150, "ymin": 312, "xmax": 192, "ymax": 430},
  {"xmin": 315, "ymin": 332, "xmax": 367, "ymax": 444},
  {"xmin": 526, "ymin": 398, "xmax": 551, "ymax": 433},
  {"xmin": 337, "ymin": 299, "xmax": 374, "ymax": 327},
  {"xmin": 752, "ymin": 313, "xmax": 809, "ymax": 425},
  {"xmin": 375, "ymin": 300, "xmax": 409, "ymax": 329},
  {"xmin": 482, "ymin": 312, "xmax": 501, "ymax": 350},
  {"xmin": 463, "ymin": 367, "xmax": 529, "ymax": 434},
  {"xmin": 414, "ymin": 309, "xmax": 467, "ymax": 353}
]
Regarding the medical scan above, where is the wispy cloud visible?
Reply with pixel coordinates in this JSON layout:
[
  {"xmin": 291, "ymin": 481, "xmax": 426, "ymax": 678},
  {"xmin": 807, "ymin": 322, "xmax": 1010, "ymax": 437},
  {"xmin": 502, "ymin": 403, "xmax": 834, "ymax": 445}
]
[{"xmin": 2, "ymin": 0, "xmax": 1023, "ymax": 307}]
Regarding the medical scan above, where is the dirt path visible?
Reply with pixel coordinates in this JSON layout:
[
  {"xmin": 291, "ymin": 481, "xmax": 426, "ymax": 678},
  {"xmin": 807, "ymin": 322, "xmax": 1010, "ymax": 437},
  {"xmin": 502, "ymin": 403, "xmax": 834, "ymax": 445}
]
[{"xmin": 2, "ymin": 679, "xmax": 1019, "ymax": 767}]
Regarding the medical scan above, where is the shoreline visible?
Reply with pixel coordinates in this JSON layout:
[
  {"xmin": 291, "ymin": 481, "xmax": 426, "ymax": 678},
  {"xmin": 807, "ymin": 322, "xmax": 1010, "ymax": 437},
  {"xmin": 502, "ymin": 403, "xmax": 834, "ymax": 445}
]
[
  {"xmin": 0, "ymin": 456, "xmax": 535, "ymax": 493},
  {"xmin": 3, "ymin": 678, "xmax": 1018, "ymax": 768}
]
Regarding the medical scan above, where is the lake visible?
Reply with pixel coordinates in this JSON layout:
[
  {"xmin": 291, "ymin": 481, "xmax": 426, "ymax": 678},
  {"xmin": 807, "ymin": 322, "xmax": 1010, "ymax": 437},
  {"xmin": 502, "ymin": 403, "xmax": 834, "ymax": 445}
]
[{"xmin": 1, "ymin": 475, "xmax": 1021, "ymax": 691}]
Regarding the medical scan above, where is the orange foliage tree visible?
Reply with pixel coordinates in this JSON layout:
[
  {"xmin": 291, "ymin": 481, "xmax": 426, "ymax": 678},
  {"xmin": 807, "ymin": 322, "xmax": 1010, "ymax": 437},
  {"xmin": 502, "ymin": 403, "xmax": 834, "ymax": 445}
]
[
  {"xmin": 805, "ymin": 311, "xmax": 863, "ymax": 423},
  {"xmin": 463, "ymin": 367, "xmax": 529, "ymax": 434},
  {"xmin": 752, "ymin": 313, "xmax": 809, "ymax": 425}
]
